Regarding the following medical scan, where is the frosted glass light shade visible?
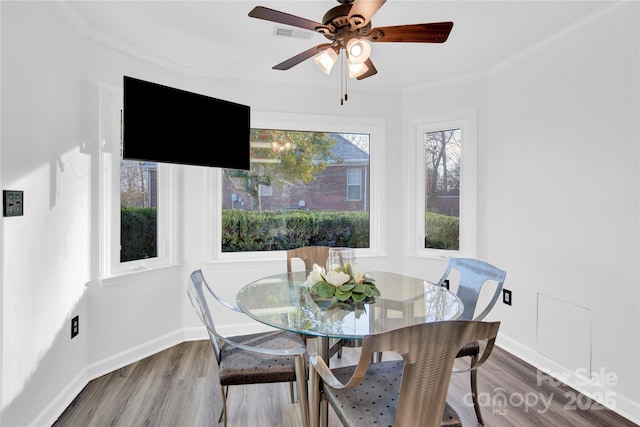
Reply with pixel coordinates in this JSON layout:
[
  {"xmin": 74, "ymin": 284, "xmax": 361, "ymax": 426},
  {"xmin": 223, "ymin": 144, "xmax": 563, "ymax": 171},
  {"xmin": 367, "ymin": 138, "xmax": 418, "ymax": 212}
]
[
  {"xmin": 348, "ymin": 62, "xmax": 369, "ymax": 78},
  {"xmin": 313, "ymin": 49, "xmax": 338, "ymax": 74},
  {"xmin": 346, "ymin": 38, "xmax": 371, "ymax": 64}
]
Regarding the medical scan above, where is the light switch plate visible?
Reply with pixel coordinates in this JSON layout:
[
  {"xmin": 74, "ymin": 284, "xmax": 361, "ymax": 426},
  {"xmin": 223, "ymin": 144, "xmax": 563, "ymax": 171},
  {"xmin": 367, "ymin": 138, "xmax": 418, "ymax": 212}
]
[{"xmin": 3, "ymin": 190, "xmax": 23, "ymax": 216}]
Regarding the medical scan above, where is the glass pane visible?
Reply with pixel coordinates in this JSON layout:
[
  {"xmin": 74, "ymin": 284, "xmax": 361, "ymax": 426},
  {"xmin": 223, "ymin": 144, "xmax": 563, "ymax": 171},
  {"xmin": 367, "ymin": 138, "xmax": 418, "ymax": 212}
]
[
  {"xmin": 120, "ymin": 159, "xmax": 157, "ymax": 261},
  {"xmin": 424, "ymin": 128, "xmax": 460, "ymax": 250},
  {"xmin": 346, "ymin": 169, "xmax": 362, "ymax": 201},
  {"xmin": 221, "ymin": 129, "xmax": 370, "ymax": 252}
]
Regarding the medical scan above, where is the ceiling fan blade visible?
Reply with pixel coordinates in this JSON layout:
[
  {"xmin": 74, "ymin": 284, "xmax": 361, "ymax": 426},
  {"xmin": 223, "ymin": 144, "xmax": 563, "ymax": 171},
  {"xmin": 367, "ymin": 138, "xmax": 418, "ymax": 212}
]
[
  {"xmin": 348, "ymin": 0, "xmax": 387, "ymax": 29},
  {"xmin": 356, "ymin": 58, "xmax": 378, "ymax": 80},
  {"xmin": 248, "ymin": 6, "xmax": 323, "ymax": 32},
  {"xmin": 273, "ymin": 44, "xmax": 333, "ymax": 70},
  {"xmin": 369, "ymin": 22, "xmax": 454, "ymax": 43}
]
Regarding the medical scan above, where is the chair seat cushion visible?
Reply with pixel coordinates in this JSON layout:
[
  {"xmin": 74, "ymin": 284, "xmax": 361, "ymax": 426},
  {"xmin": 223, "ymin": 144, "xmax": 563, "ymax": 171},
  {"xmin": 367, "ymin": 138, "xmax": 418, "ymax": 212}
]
[
  {"xmin": 455, "ymin": 341, "xmax": 480, "ymax": 358},
  {"xmin": 323, "ymin": 360, "xmax": 462, "ymax": 427},
  {"xmin": 218, "ymin": 330, "xmax": 303, "ymax": 386}
]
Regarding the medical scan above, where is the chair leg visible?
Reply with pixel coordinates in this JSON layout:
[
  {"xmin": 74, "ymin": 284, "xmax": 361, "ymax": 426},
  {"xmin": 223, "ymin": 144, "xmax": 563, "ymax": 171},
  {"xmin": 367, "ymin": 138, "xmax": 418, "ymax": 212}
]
[
  {"xmin": 321, "ymin": 399, "xmax": 328, "ymax": 427},
  {"xmin": 310, "ymin": 365, "xmax": 320, "ymax": 427},
  {"xmin": 289, "ymin": 381, "xmax": 295, "ymax": 403},
  {"xmin": 296, "ymin": 355, "xmax": 310, "ymax": 427},
  {"xmin": 470, "ymin": 354, "xmax": 484, "ymax": 425},
  {"xmin": 219, "ymin": 385, "xmax": 228, "ymax": 427}
]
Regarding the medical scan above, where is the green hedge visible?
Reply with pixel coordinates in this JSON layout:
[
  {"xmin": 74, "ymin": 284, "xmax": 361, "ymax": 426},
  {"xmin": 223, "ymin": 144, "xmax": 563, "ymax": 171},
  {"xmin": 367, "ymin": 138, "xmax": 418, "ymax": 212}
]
[
  {"xmin": 120, "ymin": 207, "xmax": 457, "ymax": 255},
  {"xmin": 121, "ymin": 207, "xmax": 157, "ymax": 262},
  {"xmin": 222, "ymin": 210, "xmax": 370, "ymax": 252},
  {"xmin": 425, "ymin": 212, "xmax": 459, "ymax": 250}
]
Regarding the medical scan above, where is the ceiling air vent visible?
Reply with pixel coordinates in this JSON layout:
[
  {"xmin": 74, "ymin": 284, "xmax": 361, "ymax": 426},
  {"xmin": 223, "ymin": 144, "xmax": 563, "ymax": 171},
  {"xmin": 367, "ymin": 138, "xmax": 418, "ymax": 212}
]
[{"xmin": 272, "ymin": 26, "xmax": 315, "ymax": 40}]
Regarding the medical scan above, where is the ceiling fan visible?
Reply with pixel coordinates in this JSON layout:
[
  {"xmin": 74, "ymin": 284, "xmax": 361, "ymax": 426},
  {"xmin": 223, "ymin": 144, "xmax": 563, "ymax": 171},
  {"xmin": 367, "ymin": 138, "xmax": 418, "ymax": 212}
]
[{"xmin": 248, "ymin": 0, "xmax": 453, "ymax": 87}]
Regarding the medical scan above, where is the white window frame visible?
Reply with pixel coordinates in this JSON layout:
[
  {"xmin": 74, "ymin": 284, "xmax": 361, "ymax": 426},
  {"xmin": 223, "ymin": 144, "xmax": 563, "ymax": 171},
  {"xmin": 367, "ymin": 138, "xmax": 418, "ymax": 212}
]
[
  {"xmin": 409, "ymin": 109, "xmax": 478, "ymax": 258},
  {"xmin": 98, "ymin": 83, "xmax": 177, "ymax": 285},
  {"xmin": 205, "ymin": 111, "xmax": 385, "ymax": 263}
]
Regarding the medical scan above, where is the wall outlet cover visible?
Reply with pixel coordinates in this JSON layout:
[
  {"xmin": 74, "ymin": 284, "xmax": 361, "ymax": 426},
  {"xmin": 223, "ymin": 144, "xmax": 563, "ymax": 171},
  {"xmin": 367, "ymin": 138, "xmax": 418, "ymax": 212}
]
[
  {"xmin": 503, "ymin": 289, "xmax": 512, "ymax": 305},
  {"xmin": 71, "ymin": 315, "xmax": 79, "ymax": 339}
]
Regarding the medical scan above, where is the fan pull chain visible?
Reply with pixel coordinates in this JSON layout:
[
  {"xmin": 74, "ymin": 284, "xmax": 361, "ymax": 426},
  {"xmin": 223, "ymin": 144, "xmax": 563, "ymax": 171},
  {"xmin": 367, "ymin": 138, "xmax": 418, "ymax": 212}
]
[
  {"xmin": 340, "ymin": 49, "xmax": 344, "ymax": 105},
  {"xmin": 338, "ymin": 49, "xmax": 349, "ymax": 105},
  {"xmin": 340, "ymin": 50, "xmax": 343, "ymax": 105}
]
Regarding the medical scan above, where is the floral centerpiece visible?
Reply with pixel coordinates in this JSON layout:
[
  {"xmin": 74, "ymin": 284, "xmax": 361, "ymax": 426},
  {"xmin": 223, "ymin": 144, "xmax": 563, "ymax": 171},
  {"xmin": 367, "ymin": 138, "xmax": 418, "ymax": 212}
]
[{"xmin": 303, "ymin": 262, "xmax": 381, "ymax": 304}]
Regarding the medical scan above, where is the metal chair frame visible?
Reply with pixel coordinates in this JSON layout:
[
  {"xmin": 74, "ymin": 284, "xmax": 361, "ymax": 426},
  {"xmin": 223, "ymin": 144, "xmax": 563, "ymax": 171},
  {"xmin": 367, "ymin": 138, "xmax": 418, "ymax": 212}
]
[
  {"xmin": 187, "ymin": 269, "xmax": 309, "ymax": 427},
  {"xmin": 435, "ymin": 257, "xmax": 507, "ymax": 424},
  {"xmin": 310, "ymin": 320, "xmax": 500, "ymax": 427}
]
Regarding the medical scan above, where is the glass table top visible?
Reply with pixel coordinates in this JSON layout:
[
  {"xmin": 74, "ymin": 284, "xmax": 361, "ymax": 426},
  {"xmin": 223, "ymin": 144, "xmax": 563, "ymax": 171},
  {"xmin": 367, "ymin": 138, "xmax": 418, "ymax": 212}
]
[{"xmin": 236, "ymin": 270, "xmax": 464, "ymax": 341}]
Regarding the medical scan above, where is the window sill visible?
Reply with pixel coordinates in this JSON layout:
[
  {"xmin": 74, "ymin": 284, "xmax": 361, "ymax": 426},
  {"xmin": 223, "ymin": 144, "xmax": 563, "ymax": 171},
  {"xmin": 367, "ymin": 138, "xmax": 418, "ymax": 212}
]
[{"xmin": 98, "ymin": 264, "xmax": 180, "ymax": 287}]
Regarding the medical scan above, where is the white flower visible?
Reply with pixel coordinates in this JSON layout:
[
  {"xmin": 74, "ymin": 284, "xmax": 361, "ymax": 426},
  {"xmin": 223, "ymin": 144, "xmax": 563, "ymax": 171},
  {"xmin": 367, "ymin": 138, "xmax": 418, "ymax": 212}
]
[
  {"xmin": 353, "ymin": 270, "xmax": 366, "ymax": 283},
  {"xmin": 303, "ymin": 263, "xmax": 326, "ymax": 286},
  {"xmin": 324, "ymin": 270, "xmax": 351, "ymax": 286}
]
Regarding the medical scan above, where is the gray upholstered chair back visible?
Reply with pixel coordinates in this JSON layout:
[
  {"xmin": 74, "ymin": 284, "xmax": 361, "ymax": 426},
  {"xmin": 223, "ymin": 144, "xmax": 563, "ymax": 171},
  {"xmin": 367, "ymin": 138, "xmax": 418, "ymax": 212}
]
[{"xmin": 436, "ymin": 258, "xmax": 506, "ymax": 321}]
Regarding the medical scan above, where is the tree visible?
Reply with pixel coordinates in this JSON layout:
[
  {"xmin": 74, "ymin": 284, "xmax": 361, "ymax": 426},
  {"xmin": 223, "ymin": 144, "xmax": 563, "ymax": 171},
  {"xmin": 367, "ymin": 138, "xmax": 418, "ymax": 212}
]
[
  {"xmin": 120, "ymin": 160, "xmax": 149, "ymax": 208},
  {"xmin": 425, "ymin": 129, "xmax": 461, "ymax": 214},
  {"xmin": 223, "ymin": 129, "xmax": 337, "ymax": 211}
]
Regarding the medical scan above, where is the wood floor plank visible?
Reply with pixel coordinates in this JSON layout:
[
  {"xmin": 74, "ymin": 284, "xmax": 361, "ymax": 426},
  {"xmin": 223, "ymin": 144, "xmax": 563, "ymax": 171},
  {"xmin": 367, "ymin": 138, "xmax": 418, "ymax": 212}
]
[{"xmin": 52, "ymin": 340, "xmax": 638, "ymax": 427}]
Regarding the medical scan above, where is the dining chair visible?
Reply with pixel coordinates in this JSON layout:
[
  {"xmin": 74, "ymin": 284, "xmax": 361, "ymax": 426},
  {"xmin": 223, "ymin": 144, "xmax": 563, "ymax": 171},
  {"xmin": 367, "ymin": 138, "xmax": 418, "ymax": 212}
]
[
  {"xmin": 186, "ymin": 269, "xmax": 309, "ymax": 427},
  {"xmin": 435, "ymin": 257, "xmax": 507, "ymax": 425},
  {"xmin": 286, "ymin": 245, "xmax": 330, "ymax": 273},
  {"xmin": 309, "ymin": 320, "xmax": 501, "ymax": 427}
]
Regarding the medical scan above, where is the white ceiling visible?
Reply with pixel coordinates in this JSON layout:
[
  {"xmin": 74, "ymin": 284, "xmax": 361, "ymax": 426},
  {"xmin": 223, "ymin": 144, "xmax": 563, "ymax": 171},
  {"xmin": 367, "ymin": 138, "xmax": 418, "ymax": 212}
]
[{"xmin": 56, "ymin": 0, "xmax": 613, "ymax": 92}]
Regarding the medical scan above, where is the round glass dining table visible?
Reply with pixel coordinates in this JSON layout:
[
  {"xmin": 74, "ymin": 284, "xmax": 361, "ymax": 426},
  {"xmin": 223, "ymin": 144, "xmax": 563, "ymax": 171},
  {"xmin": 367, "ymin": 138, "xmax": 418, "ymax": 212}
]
[{"xmin": 236, "ymin": 270, "xmax": 464, "ymax": 361}]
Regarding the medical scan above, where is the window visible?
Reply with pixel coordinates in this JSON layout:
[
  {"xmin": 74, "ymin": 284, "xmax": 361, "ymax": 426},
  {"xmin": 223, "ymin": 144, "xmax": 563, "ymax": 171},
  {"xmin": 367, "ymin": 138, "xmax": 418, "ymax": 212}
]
[
  {"xmin": 207, "ymin": 112, "xmax": 384, "ymax": 260},
  {"xmin": 424, "ymin": 128, "xmax": 460, "ymax": 250},
  {"xmin": 411, "ymin": 110, "xmax": 477, "ymax": 257},
  {"xmin": 99, "ymin": 83, "xmax": 177, "ymax": 283},
  {"xmin": 347, "ymin": 169, "xmax": 362, "ymax": 201},
  {"xmin": 120, "ymin": 159, "xmax": 157, "ymax": 261}
]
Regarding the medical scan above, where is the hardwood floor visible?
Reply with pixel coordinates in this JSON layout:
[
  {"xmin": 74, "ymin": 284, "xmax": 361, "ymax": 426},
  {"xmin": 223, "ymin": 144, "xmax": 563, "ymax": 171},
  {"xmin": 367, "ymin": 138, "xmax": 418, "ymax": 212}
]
[{"xmin": 53, "ymin": 339, "xmax": 637, "ymax": 427}]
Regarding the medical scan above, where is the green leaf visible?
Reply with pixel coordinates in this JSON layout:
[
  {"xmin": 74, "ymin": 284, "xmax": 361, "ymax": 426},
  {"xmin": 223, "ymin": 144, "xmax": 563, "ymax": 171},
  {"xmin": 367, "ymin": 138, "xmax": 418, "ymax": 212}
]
[
  {"xmin": 352, "ymin": 283, "xmax": 365, "ymax": 293},
  {"xmin": 370, "ymin": 287, "xmax": 381, "ymax": 297},
  {"xmin": 334, "ymin": 289, "xmax": 352, "ymax": 301},
  {"xmin": 339, "ymin": 283, "xmax": 355, "ymax": 291},
  {"xmin": 314, "ymin": 282, "xmax": 336, "ymax": 298},
  {"xmin": 351, "ymin": 292, "xmax": 366, "ymax": 302}
]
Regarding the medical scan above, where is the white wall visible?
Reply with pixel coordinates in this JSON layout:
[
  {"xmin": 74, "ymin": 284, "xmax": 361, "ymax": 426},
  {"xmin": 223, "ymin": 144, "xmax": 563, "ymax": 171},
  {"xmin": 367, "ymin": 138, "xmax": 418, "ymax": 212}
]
[
  {"xmin": 1, "ymin": 1, "xmax": 638, "ymax": 426},
  {"xmin": 403, "ymin": 2, "xmax": 639, "ymax": 421},
  {"xmin": 485, "ymin": 4, "xmax": 639, "ymax": 416}
]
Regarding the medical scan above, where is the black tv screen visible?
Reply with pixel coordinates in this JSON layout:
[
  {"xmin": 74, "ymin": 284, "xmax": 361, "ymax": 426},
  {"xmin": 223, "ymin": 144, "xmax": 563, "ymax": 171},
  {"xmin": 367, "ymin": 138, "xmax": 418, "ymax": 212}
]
[{"xmin": 123, "ymin": 76, "xmax": 250, "ymax": 170}]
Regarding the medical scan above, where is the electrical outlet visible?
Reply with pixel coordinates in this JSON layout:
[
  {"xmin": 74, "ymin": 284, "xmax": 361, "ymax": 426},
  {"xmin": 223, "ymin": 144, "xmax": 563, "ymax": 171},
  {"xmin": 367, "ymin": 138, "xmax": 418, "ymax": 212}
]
[
  {"xmin": 503, "ymin": 289, "xmax": 512, "ymax": 306},
  {"xmin": 442, "ymin": 279, "xmax": 450, "ymax": 290},
  {"xmin": 71, "ymin": 316, "xmax": 79, "ymax": 339},
  {"xmin": 3, "ymin": 190, "xmax": 23, "ymax": 216}
]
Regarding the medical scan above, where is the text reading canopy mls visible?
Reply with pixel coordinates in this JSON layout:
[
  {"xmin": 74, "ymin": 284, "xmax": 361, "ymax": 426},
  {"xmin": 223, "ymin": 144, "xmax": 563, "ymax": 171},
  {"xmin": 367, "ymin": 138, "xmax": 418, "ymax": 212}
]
[{"xmin": 123, "ymin": 76, "xmax": 251, "ymax": 170}]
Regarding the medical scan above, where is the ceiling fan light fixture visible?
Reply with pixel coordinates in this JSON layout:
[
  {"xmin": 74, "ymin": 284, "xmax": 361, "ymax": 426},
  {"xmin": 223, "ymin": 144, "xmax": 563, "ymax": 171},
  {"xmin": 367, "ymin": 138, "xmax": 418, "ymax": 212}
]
[
  {"xmin": 313, "ymin": 48, "xmax": 338, "ymax": 74},
  {"xmin": 346, "ymin": 38, "xmax": 371, "ymax": 64},
  {"xmin": 348, "ymin": 62, "xmax": 369, "ymax": 78}
]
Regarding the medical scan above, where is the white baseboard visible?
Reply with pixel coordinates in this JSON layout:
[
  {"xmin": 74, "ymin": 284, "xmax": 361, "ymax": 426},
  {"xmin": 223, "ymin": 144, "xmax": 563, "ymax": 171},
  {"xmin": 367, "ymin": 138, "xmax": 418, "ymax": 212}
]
[{"xmin": 497, "ymin": 334, "xmax": 640, "ymax": 425}]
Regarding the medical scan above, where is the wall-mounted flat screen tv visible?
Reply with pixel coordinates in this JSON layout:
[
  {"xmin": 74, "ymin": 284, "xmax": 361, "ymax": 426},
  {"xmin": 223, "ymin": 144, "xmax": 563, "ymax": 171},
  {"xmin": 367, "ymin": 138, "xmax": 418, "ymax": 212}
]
[{"xmin": 123, "ymin": 76, "xmax": 250, "ymax": 170}]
